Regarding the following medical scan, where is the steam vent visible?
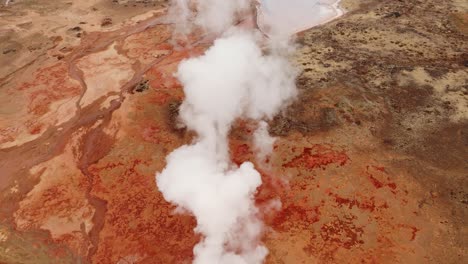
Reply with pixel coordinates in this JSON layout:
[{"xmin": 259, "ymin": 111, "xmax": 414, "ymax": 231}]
[{"xmin": 0, "ymin": 0, "xmax": 467, "ymax": 263}]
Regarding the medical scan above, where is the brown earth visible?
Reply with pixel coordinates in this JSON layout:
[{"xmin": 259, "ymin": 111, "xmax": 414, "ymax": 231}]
[{"xmin": 0, "ymin": 0, "xmax": 467, "ymax": 263}]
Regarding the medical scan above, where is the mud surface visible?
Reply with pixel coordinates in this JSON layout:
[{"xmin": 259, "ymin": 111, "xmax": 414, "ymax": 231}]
[{"xmin": 0, "ymin": 0, "xmax": 467, "ymax": 263}]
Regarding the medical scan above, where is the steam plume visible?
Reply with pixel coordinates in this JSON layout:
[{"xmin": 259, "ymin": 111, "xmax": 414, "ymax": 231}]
[
  {"xmin": 168, "ymin": 0, "xmax": 251, "ymax": 34},
  {"xmin": 253, "ymin": 121, "xmax": 276, "ymax": 162},
  {"xmin": 157, "ymin": 1, "xmax": 297, "ymax": 263}
]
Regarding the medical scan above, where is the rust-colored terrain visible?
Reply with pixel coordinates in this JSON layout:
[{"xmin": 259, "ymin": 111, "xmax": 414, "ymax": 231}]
[{"xmin": 0, "ymin": 0, "xmax": 467, "ymax": 263}]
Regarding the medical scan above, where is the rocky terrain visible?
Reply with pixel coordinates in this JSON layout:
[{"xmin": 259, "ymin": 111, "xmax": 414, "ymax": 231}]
[{"xmin": 0, "ymin": 0, "xmax": 467, "ymax": 263}]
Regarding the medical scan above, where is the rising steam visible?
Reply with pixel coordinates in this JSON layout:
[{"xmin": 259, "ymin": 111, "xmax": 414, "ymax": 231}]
[
  {"xmin": 168, "ymin": 0, "xmax": 251, "ymax": 34},
  {"xmin": 156, "ymin": 1, "xmax": 297, "ymax": 263}
]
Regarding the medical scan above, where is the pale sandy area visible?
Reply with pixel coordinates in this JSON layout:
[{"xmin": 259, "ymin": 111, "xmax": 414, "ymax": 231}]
[{"xmin": 77, "ymin": 44, "xmax": 134, "ymax": 108}]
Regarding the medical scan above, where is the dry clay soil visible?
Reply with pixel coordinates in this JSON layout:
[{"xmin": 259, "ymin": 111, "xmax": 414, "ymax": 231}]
[{"xmin": 0, "ymin": 0, "xmax": 467, "ymax": 263}]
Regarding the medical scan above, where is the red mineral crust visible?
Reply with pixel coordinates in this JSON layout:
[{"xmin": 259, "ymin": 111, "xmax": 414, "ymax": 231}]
[{"xmin": 284, "ymin": 144, "xmax": 349, "ymax": 170}]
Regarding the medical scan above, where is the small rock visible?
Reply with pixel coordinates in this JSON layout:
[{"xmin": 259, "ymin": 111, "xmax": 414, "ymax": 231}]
[
  {"xmin": 2, "ymin": 48, "xmax": 16, "ymax": 55},
  {"xmin": 70, "ymin": 26, "xmax": 82, "ymax": 32},
  {"xmin": 101, "ymin": 18, "xmax": 113, "ymax": 27},
  {"xmin": 60, "ymin": 46, "xmax": 73, "ymax": 52},
  {"xmin": 53, "ymin": 54, "xmax": 65, "ymax": 60},
  {"xmin": 134, "ymin": 80, "xmax": 149, "ymax": 93},
  {"xmin": 384, "ymin": 12, "xmax": 401, "ymax": 18}
]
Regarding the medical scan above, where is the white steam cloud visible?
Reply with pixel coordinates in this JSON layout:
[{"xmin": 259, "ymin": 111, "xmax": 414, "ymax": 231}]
[
  {"xmin": 253, "ymin": 121, "xmax": 276, "ymax": 162},
  {"xmin": 157, "ymin": 1, "xmax": 297, "ymax": 263},
  {"xmin": 169, "ymin": 0, "xmax": 251, "ymax": 34}
]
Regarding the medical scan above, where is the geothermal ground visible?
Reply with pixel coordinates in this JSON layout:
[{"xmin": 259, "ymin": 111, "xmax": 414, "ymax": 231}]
[{"xmin": 0, "ymin": 0, "xmax": 467, "ymax": 263}]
